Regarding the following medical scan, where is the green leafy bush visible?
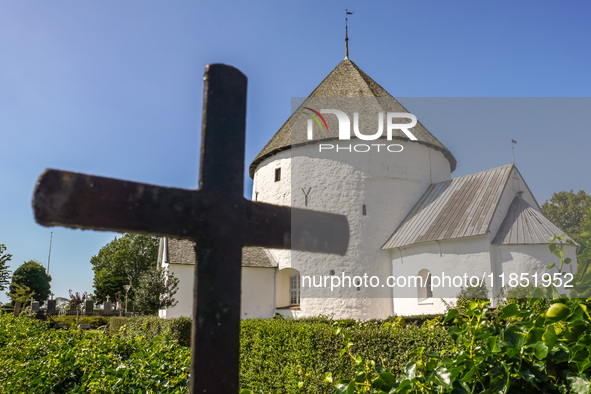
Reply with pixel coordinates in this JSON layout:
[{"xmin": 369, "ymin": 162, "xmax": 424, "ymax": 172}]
[
  {"xmin": 0, "ymin": 313, "xmax": 190, "ymax": 392},
  {"xmin": 324, "ymin": 298, "xmax": 591, "ymax": 393},
  {"xmin": 322, "ymin": 237, "xmax": 591, "ymax": 393}
]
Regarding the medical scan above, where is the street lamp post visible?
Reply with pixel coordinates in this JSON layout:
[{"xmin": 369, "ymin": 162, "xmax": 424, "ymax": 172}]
[{"xmin": 123, "ymin": 285, "xmax": 131, "ymax": 316}]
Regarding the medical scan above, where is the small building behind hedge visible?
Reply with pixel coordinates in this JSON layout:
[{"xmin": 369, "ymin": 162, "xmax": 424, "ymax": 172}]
[{"xmin": 158, "ymin": 238, "xmax": 277, "ymax": 319}]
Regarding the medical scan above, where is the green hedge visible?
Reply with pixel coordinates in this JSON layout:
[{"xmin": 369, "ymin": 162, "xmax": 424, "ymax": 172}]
[
  {"xmin": 109, "ymin": 316, "xmax": 132, "ymax": 334},
  {"xmin": 0, "ymin": 314, "xmax": 190, "ymax": 392},
  {"xmin": 240, "ymin": 318, "xmax": 452, "ymax": 393},
  {"xmin": 110, "ymin": 315, "xmax": 453, "ymax": 393},
  {"xmin": 50, "ymin": 315, "xmax": 110, "ymax": 329},
  {"xmin": 111, "ymin": 316, "xmax": 192, "ymax": 347}
]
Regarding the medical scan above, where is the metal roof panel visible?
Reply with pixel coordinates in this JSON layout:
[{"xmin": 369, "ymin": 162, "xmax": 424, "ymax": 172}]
[
  {"xmin": 492, "ymin": 196, "xmax": 574, "ymax": 244},
  {"xmin": 383, "ymin": 164, "xmax": 514, "ymax": 249}
]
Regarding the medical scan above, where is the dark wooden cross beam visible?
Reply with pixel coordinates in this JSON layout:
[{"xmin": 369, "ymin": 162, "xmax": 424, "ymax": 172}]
[{"xmin": 32, "ymin": 64, "xmax": 349, "ymax": 393}]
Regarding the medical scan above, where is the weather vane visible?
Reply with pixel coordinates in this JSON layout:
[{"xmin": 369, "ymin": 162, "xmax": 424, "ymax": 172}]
[
  {"xmin": 511, "ymin": 138, "xmax": 517, "ymax": 164},
  {"xmin": 345, "ymin": 9, "xmax": 354, "ymax": 59}
]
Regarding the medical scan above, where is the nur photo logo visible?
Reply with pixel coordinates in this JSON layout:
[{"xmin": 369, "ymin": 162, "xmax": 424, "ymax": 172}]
[{"xmin": 302, "ymin": 106, "xmax": 419, "ymax": 153}]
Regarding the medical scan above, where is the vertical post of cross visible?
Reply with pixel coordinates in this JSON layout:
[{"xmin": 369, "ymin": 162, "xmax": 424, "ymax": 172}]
[{"xmin": 190, "ymin": 64, "xmax": 247, "ymax": 393}]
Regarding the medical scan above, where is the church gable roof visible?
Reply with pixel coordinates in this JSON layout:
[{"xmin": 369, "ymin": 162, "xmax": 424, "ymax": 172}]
[
  {"xmin": 163, "ymin": 238, "xmax": 276, "ymax": 268},
  {"xmin": 249, "ymin": 58, "xmax": 456, "ymax": 177},
  {"xmin": 382, "ymin": 164, "xmax": 514, "ymax": 249},
  {"xmin": 492, "ymin": 195, "xmax": 573, "ymax": 245}
]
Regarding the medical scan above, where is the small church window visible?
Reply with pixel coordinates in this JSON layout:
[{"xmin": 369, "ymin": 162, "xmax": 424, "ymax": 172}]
[
  {"xmin": 418, "ymin": 269, "xmax": 433, "ymax": 303},
  {"xmin": 362, "ymin": 204, "xmax": 367, "ymax": 216},
  {"xmin": 329, "ymin": 270, "xmax": 335, "ymax": 276},
  {"xmin": 275, "ymin": 168, "xmax": 281, "ymax": 182},
  {"xmin": 289, "ymin": 273, "xmax": 300, "ymax": 305}
]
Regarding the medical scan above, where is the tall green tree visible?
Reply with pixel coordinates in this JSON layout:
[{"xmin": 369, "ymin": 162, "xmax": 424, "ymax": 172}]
[
  {"xmin": 9, "ymin": 260, "xmax": 51, "ymax": 305},
  {"xmin": 134, "ymin": 267, "xmax": 179, "ymax": 315},
  {"xmin": 91, "ymin": 233, "xmax": 159, "ymax": 303},
  {"xmin": 541, "ymin": 190, "xmax": 591, "ymax": 242},
  {"xmin": 0, "ymin": 244, "xmax": 12, "ymax": 292}
]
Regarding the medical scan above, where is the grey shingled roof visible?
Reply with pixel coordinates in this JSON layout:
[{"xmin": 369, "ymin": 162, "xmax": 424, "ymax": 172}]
[
  {"xmin": 492, "ymin": 196, "xmax": 574, "ymax": 244},
  {"xmin": 241, "ymin": 247, "xmax": 276, "ymax": 268},
  {"xmin": 164, "ymin": 238, "xmax": 276, "ymax": 268},
  {"xmin": 249, "ymin": 58, "xmax": 456, "ymax": 177},
  {"xmin": 382, "ymin": 164, "xmax": 514, "ymax": 249}
]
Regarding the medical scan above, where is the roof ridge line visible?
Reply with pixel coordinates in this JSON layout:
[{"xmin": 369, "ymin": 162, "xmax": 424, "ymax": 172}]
[
  {"xmin": 346, "ymin": 59, "xmax": 392, "ymax": 98},
  {"xmin": 484, "ymin": 163, "xmax": 515, "ymax": 235}
]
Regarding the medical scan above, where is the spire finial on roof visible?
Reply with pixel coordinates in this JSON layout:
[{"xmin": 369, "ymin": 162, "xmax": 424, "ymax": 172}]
[{"xmin": 345, "ymin": 9, "xmax": 354, "ymax": 59}]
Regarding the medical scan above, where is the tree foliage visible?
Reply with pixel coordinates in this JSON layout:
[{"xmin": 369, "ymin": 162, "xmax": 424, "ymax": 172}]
[
  {"xmin": 541, "ymin": 189, "xmax": 591, "ymax": 242},
  {"xmin": 7, "ymin": 283, "xmax": 35, "ymax": 305},
  {"xmin": 571, "ymin": 208, "xmax": 591, "ymax": 297},
  {"xmin": 9, "ymin": 260, "xmax": 51, "ymax": 305},
  {"xmin": 0, "ymin": 244, "xmax": 12, "ymax": 292},
  {"xmin": 134, "ymin": 267, "xmax": 179, "ymax": 315},
  {"xmin": 91, "ymin": 234, "xmax": 159, "ymax": 303}
]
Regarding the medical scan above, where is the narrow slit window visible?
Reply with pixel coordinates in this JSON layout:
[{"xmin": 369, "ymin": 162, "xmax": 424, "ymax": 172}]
[
  {"xmin": 427, "ymin": 274, "xmax": 433, "ymax": 298},
  {"xmin": 418, "ymin": 269, "xmax": 433, "ymax": 302},
  {"xmin": 362, "ymin": 204, "xmax": 367, "ymax": 216},
  {"xmin": 275, "ymin": 168, "xmax": 281, "ymax": 182}
]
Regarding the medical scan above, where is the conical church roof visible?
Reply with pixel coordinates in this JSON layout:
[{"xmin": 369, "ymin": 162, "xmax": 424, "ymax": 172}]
[{"xmin": 249, "ymin": 58, "xmax": 457, "ymax": 177}]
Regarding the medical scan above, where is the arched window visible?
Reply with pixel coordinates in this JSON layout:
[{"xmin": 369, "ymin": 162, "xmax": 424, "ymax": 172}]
[
  {"xmin": 290, "ymin": 273, "xmax": 300, "ymax": 306},
  {"xmin": 417, "ymin": 269, "xmax": 433, "ymax": 303},
  {"xmin": 276, "ymin": 268, "xmax": 300, "ymax": 308}
]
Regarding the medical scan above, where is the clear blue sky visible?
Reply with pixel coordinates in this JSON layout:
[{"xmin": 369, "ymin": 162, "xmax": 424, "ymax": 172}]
[{"xmin": 1, "ymin": 1, "xmax": 590, "ymax": 303}]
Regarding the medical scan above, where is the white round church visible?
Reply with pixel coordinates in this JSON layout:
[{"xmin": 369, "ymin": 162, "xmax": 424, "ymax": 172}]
[{"xmin": 159, "ymin": 57, "xmax": 577, "ymax": 320}]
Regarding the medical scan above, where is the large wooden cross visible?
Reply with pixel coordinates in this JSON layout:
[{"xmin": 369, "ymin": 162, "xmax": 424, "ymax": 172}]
[{"xmin": 33, "ymin": 64, "xmax": 349, "ymax": 393}]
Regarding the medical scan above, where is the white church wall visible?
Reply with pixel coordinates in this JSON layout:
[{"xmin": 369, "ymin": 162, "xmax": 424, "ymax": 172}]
[
  {"xmin": 252, "ymin": 154, "xmax": 292, "ymax": 272},
  {"xmin": 491, "ymin": 244, "xmax": 578, "ymax": 297},
  {"xmin": 252, "ymin": 156, "xmax": 292, "ymax": 208},
  {"xmin": 161, "ymin": 265, "xmax": 277, "ymax": 319},
  {"xmin": 429, "ymin": 150, "xmax": 452, "ymax": 184},
  {"xmin": 241, "ymin": 267, "xmax": 276, "ymax": 319},
  {"xmin": 391, "ymin": 235, "xmax": 492, "ymax": 316},
  {"xmin": 251, "ymin": 141, "xmax": 452, "ymax": 319},
  {"xmin": 159, "ymin": 263, "xmax": 194, "ymax": 319}
]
